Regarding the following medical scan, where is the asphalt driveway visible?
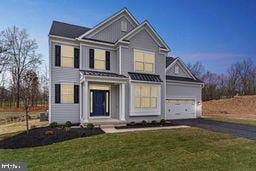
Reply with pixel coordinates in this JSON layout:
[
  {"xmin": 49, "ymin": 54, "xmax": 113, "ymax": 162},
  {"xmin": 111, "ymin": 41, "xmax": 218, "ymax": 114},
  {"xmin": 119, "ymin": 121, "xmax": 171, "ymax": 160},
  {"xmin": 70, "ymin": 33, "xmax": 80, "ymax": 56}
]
[{"xmin": 171, "ymin": 118, "xmax": 256, "ymax": 140}]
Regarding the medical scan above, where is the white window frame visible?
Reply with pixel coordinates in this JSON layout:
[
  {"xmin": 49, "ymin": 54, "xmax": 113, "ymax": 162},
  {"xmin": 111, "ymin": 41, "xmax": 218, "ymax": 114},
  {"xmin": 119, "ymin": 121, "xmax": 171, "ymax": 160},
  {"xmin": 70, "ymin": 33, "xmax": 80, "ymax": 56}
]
[
  {"xmin": 121, "ymin": 21, "xmax": 128, "ymax": 32},
  {"xmin": 174, "ymin": 65, "xmax": 179, "ymax": 74},
  {"xmin": 135, "ymin": 85, "xmax": 158, "ymax": 109},
  {"xmin": 94, "ymin": 49, "xmax": 106, "ymax": 70},
  {"xmin": 130, "ymin": 82, "xmax": 161, "ymax": 116},
  {"xmin": 134, "ymin": 49, "xmax": 155, "ymax": 73},
  {"xmin": 61, "ymin": 45, "xmax": 74, "ymax": 68}
]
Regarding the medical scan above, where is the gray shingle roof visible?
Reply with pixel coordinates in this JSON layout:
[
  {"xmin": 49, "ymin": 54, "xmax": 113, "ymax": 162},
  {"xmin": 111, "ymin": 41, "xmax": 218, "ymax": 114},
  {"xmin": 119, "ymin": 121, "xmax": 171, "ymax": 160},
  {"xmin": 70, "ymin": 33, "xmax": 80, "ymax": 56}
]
[
  {"xmin": 49, "ymin": 21, "xmax": 90, "ymax": 39},
  {"xmin": 128, "ymin": 72, "xmax": 162, "ymax": 82},
  {"xmin": 81, "ymin": 70, "xmax": 127, "ymax": 78},
  {"xmin": 166, "ymin": 56, "xmax": 176, "ymax": 67},
  {"xmin": 166, "ymin": 75, "xmax": 203, "ymax": 83}
]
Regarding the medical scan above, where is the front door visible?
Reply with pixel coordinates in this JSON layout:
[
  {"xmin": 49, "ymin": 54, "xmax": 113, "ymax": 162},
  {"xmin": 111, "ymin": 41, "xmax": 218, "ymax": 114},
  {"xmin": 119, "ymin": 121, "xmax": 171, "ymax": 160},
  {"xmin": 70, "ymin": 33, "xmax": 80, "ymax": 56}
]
[{"xmin": 90, "ymin": 90, "xmax": 109, "ymax": 117}]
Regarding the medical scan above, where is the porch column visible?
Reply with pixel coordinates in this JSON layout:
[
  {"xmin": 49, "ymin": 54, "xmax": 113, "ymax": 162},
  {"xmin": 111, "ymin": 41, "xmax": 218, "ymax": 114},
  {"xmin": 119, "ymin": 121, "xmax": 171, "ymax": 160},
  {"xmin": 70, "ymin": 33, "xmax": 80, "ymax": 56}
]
[
  {"xmin": 119, "ymin": 83, "xmax": 126, "ymax": 121},
  {"xmin": 79, "ymin": 82, "xmax": 83, "ymax": 122},
  {"xmin": 83, "ymin": 80, "xmax": 89, "ymax": 123}
]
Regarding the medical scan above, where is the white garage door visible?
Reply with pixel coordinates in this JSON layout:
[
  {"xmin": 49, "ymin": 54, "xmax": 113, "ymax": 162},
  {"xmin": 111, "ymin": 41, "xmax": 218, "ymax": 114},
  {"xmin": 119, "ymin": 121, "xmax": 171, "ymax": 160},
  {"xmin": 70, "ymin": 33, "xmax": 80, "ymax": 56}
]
[{"xmin": 166, "ymin": 99, "xmax": 196, "ymax": 119}]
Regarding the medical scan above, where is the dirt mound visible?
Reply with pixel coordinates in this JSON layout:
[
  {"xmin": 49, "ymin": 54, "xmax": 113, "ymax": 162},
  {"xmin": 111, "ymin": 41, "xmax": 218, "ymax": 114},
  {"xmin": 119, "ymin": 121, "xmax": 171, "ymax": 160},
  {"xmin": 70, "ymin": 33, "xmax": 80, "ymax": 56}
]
[{"xmin": 203, "ymin": 95, "xmax": 256, "ymax": 118}]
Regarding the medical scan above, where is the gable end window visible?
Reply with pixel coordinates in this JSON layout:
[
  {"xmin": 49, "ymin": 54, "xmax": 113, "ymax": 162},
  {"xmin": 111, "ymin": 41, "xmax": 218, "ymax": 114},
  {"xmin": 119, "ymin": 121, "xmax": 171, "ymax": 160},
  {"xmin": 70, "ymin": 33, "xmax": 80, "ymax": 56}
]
[
  {"xmin": 121, "ymin": 21, "xmax": 128, "ymax": 32},
  {"xmin": 89, "ymin": 48, "xmax": 110, "ymax": 70},
  {"xmin": 174, "ymin": 65, "xmax": 179, "ymax": 74},
  {"xmin": 134, "ymin": 49, "xmax": 155, "ymax": 73}
]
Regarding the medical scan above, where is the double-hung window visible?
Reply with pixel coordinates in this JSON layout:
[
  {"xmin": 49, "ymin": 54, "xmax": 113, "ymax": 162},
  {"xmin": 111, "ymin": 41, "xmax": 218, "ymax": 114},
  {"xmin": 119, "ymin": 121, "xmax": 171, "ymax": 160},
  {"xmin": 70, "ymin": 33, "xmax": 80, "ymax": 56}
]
[
  {"xmin": 134, "ymin": 50, "xmax": 155, "ymax": 73},
  {"xmin": 61, "ymin": 84, "xmax": 74, "ymax": 103},
  {"xmin": 94, "ymin": 49, "xmax": 106, "ymax": 70},
  {"xmin": 135, "ymin": 85, "xmax": 158, "ymax": 108},
  {"xmin": 61, "ymin": 45, "xmax": 74, "ymax": 67}
]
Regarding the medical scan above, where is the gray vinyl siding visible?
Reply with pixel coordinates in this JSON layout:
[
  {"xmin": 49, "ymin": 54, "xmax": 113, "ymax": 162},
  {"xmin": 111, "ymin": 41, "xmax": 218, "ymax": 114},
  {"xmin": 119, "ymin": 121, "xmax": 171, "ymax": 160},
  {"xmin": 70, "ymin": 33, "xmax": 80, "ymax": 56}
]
[
  {"xmin": 81, "ymin": 45, "xmax": 118, "ymax": 73},
  {"xmin": 166, "ymin": 83, "xmax": 202, "ymax": 117},
  {"xmin": 166, "ymin": 61, "xmax": 192, "ymax": 78},
  {"xmin": 120, "ymin": 29, "xmax": 166, "ymax": 122},
  {"xmin": 50, "ymin": 41, "xmax": 80, "ymax": 123},
  {"xmin": 91, "ymin": 16, "xmax": 134, "ymax": 43}
]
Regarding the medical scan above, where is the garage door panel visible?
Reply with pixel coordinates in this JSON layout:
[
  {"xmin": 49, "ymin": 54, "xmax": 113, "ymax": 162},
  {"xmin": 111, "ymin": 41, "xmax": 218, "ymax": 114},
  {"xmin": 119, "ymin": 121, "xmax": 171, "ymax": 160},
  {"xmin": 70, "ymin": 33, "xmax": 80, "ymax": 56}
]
[{"xmin": 166, "ymin": 99, "xmax": 196, "ymax": 119}]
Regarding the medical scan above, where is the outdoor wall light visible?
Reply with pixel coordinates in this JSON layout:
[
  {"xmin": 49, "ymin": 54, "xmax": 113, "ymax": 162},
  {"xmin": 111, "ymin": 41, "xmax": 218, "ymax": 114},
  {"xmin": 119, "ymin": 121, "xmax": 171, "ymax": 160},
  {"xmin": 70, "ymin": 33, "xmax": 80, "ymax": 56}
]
[{"xmin": 197, "ymin": 101, "xmax": 201, "ymax": 105}]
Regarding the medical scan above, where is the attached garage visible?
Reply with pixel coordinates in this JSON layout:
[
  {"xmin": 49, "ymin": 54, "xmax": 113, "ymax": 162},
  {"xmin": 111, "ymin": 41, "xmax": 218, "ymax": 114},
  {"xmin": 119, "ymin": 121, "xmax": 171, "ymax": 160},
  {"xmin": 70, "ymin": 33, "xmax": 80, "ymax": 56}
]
[{"xmin": 166, "ymin": 99, "xmax": 196, "ymax": 119}]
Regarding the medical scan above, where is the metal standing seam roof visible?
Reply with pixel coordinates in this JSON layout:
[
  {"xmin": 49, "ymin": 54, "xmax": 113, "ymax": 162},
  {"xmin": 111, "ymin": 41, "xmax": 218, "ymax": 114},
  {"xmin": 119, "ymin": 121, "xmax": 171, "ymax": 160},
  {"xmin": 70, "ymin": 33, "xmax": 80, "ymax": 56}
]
[
  {"xmin": 128, "ymin": 72, "xmax": 163, "ymax": 82},
  {"xmin": 81, "ymin": 70, "xmax": 127, "ymax": 78}
]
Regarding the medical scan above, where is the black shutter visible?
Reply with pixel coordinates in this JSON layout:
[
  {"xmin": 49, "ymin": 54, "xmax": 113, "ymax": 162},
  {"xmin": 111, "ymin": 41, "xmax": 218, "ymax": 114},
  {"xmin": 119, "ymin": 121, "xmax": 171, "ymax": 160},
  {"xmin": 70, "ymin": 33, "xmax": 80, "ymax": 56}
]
[
  {"xmin": 55, "ymin": 45, "xmax": 61, "ymax": 66},
  {"xmin": 74, "ymin": 85, "xmax": 79, "ymax": 104},
  {"xmin": 55, "ymin": 84, "xmax": 61, "ymax": 103},
  {"xmin": 74, "ymin": 48, "xmax": 80, "ymax": 68},
  {"xmin": 106, "ymin": 51, "xmax": 110, "ymax": 70},
  {"xmin": 89, "ymin": 49, "xmax": 94, "ymax": 69}
]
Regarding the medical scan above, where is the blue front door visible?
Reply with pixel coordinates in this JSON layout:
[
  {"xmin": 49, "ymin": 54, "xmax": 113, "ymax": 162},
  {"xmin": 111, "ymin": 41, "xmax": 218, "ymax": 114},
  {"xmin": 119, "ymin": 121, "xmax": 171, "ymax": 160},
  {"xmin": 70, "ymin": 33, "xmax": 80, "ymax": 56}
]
[{"xmin": 90, "ymin": 90, "xmax": 109, "ymax": 117}]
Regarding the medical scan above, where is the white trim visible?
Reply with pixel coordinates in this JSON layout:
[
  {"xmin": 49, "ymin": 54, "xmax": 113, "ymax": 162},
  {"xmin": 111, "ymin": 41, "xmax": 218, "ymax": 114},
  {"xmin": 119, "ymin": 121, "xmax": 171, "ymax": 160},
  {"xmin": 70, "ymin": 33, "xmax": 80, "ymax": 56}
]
[
  {"xmin": 82, "ymin": 80, "xmax": 89, "ymax": 123},
  {"xmin": 49, "ymin": 35, "xmax": 77, "ymax": 42},
  {"xmin": 165, "ymin": 57, "xmax": 196, "ymax": 80},
  {"xmin": 78, "ymin": 8, "xmax": 139, "ymax": 39},
  {"xmin": 79, "ymin": 82, "xmax": 83, "ymax": 122},
  {"xmin": 117, "ymin": 21, "xmax": 170, "ymax": 51},
  {"xmin": 50, "ymin": 39, "xmax": 79, "ymax": 47},
  {"xmin": 119, "ymin": 83, "xmax": 126, "ymax": 121},
  {"xmin": 80, "ymin": 43, "xmax": 115, "ymax": 51},
  {"xmin": 130, "ymin": 80, "xmax": 162, "ymax": 85},
  {"xmin": 119, "ymin": 46, "xmax": 122, "ymax": 74},
  {"xmin": 166, "ymin": 80, "xmax": 203, "ymax": 86},
  {"xmin": 77, "ymin": 38, "xmax": 115, "ymax": 47},
  {"xmin": 133, "ymin": 49, "xmax": 155, "ymax": 74},
  {"xmin": 48, "ymin": 38, "xmax": 52, "ymax": 123}
]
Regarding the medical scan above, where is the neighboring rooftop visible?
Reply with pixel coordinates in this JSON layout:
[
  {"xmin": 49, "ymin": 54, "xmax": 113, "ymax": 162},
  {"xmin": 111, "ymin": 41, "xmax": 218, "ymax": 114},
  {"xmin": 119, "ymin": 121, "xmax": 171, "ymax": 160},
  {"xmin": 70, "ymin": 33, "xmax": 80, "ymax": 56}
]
[
  {"xmin": 49, "ymin": 21, "xmax": 90, "ymax": 39},
  {"xmin": 166, "ymin": 57, "xmax": 176, "ymax": 67},
  {"xmin": 166, "ymin": 75, "xmax": 203, "ymax": 83},
  {"xmin": 128, "ymin": 72, "xmax": 163, "ymax": 82}
]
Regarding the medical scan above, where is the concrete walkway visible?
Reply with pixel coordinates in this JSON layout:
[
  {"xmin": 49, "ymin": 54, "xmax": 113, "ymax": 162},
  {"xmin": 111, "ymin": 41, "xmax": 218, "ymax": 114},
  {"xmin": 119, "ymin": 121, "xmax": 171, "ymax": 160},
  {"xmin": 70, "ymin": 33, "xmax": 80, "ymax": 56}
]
[
  {"xmin": 101, "ymin": 125, "xmax": 189, "ymax": 133},
  {"xmin": 172, "ymin": 118, "xmax": 256, "ymax": 140}
]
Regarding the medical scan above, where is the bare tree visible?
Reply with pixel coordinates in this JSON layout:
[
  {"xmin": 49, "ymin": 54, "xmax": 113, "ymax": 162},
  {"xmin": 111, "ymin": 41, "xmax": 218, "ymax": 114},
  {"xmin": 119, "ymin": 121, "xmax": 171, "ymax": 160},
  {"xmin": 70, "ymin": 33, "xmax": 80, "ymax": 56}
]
[
  {"xmin": 187, "ymin": 61, "xmax": 205, "ymax": 79},
  {"xmin": 1, "ymin": 26, "xmax": 41, "ymax": 108},
  {"xmin": 21, "ymin": 70, "xmax": 38, "ymax": 134}
]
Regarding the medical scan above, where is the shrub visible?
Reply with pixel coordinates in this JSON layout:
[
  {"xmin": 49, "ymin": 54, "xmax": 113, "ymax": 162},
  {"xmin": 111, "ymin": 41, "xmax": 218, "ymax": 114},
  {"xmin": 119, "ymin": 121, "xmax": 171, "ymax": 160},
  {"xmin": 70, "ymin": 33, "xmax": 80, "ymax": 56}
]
[
  {"xmin": 87, "ymin": 123, "xmax": 94, "ymax": 130},
  {"xmin": 129, "ymin": 121, "xmax": 136, "ymax": 126},
  {"xmin": 65, "ymin": 121, "xmax": 72, "ymax": 128},
  {"xmin": 1, "ymin": 134, "xmax": 12, "ymax": 141},
  {"xmin": 141, "ymin": 120, "xmax": 147, "ymax": 126},
  {"xmin": 160, "ymin": 119, "xmax": 166, "ymax": 125},
  {"xmin": 49, "ymin": 122, "xmax": 58, "ymax": 128},
  {"xmin": 151, "ymin": 120, "xmax": 157, "ymax": 125},
  {"xmin": 45, "ymin": 130, "xmax": 54, "ymax": 136}
]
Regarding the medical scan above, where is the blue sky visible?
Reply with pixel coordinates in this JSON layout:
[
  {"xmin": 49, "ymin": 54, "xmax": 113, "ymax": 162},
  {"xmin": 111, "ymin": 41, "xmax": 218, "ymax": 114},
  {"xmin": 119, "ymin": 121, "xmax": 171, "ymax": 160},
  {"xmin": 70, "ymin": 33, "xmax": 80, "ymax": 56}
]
[{"xmin": 0, "ymin": 0, "xmax": 255, "ymax": 73}]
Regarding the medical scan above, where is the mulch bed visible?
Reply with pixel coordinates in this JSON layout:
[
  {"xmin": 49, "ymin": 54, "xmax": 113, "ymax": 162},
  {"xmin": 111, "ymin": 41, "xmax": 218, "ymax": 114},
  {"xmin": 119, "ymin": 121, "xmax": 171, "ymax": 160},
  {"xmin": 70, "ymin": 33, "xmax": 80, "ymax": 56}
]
[
  {"xmin": 115, "ymin": 122, "xmax": 180, "ymax": 129},
  {"xmin": 0, "ymin": 127, "xmax": 105, "ymax": 149}
]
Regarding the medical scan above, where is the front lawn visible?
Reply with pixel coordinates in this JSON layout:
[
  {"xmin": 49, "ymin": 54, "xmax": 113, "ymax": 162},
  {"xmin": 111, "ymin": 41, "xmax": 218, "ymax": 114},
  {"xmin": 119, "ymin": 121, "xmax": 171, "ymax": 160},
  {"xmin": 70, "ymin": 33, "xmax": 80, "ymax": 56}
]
[{"xmin": 0, "ymin": 128, "xmax": 256, "ymax": 170}]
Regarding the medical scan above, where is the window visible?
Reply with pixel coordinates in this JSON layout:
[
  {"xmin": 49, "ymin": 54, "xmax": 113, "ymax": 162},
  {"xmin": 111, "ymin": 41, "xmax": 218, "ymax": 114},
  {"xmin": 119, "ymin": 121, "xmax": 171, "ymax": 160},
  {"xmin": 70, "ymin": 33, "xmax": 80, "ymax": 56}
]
[
  {"xmin": 134, "ymin": 50, "xmax": 155, "ymax": 73},
  {"xmin": 121, "ymin": 21, "xmax": 128, "ymax": 32},
  {"xmin": 61, "ymin": 45, "xmax": 74, "ymax": 67},
  {"xmin": 135, "ymin": 85, "xmax": 158, "ymax": 108},
  {"xmin": 61, "ymin": 84, "xmax": 74, "ymax": 103},
  {"xmin": 174, "ymin": 65, "xmax": 179, "ymax": 74},
  {"xmin": 95, "ymin": 49, "xmax": 106, "ymax": 70}
]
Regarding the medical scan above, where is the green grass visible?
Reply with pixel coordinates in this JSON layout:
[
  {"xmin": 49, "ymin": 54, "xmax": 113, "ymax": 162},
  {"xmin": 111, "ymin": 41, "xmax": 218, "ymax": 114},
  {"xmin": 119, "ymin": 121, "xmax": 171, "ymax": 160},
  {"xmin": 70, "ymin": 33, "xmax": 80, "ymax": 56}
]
[
  {"xmin": 204, "ymin": 115, "xmax": 256, "ymax": 126},
  {"xmin": 1, "ymin": 128, "xmax": 256, "ymax": 170}
]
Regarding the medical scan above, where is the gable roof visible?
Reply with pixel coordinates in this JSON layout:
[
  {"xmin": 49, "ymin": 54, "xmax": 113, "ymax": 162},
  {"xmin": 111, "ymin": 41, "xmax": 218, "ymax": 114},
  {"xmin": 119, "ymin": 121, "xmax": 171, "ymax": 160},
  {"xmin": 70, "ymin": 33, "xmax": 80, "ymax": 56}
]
[
  {"xmin": 128, "ymin": 72, "xmax": 162, "ymax": 82},
  {"xmin": 78, "ymin": 8, "xmax": 139, "ymax": 39},
  {"xmin": 166, "ymin": 57, "xmax": 196, "ymax": 80},
  {"xmin": 49, "ymin": 21, "xmax": 90, "ymax": 39},
  {"xmin": 117, "ymin": 21, "xmax": 170, "ymax": 51},
  {"xmin": 166, "ymin": 56, "xmax": 176, "ymax": 67}
]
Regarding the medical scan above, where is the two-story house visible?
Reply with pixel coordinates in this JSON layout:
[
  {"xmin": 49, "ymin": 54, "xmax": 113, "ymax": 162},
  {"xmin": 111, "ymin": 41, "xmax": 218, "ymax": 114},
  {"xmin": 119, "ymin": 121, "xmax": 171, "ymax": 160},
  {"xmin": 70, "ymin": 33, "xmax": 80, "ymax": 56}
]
[{"xmin": 48, "ymin": 8, "xmax": 203, "ymax": 125}]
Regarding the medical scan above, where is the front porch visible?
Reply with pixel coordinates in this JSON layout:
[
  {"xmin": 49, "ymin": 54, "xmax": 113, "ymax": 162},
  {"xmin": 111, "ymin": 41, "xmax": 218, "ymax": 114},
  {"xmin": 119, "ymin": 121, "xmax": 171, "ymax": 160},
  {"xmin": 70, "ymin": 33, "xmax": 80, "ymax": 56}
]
[{"xmin": 79, "ymin": 70, "xmax": 128, "ymax": 125}]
